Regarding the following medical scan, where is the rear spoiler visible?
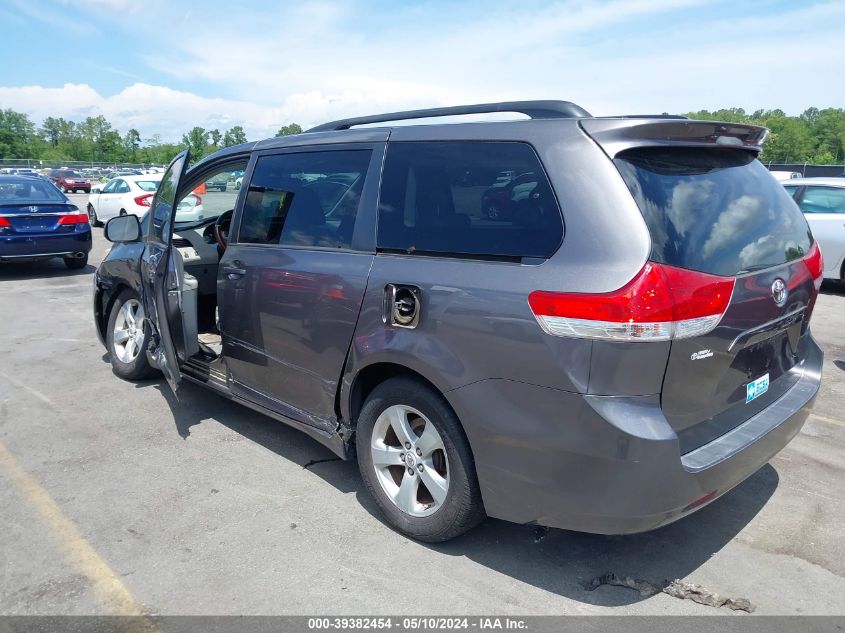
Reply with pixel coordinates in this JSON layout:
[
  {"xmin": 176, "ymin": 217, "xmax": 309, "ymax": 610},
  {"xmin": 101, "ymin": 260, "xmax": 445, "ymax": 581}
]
[{"xmin": 580, "ymin": 118, "xmax": 769, "ymax": 157}]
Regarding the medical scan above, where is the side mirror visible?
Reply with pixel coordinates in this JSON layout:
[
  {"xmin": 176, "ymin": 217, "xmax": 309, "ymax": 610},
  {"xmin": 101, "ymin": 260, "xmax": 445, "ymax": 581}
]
[
  {"xmin": 91, "ymin": 187, "xmax": 101, "ymax": 194},
  {"xmin": 105, "ymin": 214, "xmax": 141, "ymax": 243}
]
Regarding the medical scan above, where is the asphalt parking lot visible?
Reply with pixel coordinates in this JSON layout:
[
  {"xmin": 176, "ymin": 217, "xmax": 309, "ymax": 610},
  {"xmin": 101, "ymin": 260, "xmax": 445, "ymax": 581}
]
[{"xmin": 2, "ymin": 193, "xmax": 845, "ymax": 616}]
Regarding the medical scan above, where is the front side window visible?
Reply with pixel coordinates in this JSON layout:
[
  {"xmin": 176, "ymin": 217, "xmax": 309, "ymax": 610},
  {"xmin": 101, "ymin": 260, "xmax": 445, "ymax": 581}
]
[
  {"xmin": 114, "ymin": 179, "xmax": 130, "ymax": 194},
  {"xmin": 799, "ymin": 186, "xmax": 845, "ymax": 214},
  {"xmin": 377, "ymin": 141, "xmax": 563, "ymax": 259},
  {"xmin": 237, "ymin": 150, "xmax": 371, "ymax": 249},
  {"xmin": 102, "ymin": 179, "xmax": 119, "ymax": 194}
]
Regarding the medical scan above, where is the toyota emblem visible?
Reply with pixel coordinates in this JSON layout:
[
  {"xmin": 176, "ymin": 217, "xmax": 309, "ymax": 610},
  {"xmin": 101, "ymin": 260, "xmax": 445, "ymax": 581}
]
[{"xmin": 771, "ymin": 278, "xmax": 787, "ymax": 306}]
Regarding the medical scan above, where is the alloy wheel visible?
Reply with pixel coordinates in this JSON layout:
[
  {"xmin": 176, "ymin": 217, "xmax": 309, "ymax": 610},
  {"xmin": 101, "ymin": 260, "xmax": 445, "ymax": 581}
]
[
  {"xmin": 113, "ymin": 299, "xmax": 145, "ymax": 363},
  {"xmin": 370, "ymin": 405, "xmax": 450, "ymax": 517}
]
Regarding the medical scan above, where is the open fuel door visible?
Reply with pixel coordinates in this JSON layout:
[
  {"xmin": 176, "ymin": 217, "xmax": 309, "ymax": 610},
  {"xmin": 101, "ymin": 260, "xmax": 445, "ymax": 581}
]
[{"xmin": 141, "ymin": 149, "xmax": 190, "ymax": 393}]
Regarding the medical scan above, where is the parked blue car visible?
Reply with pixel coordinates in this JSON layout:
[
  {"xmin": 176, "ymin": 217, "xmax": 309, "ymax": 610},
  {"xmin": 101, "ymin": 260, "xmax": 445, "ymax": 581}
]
[{"xmin": 0, "ymin": 175, "xmax": 92, "ymax": 269}]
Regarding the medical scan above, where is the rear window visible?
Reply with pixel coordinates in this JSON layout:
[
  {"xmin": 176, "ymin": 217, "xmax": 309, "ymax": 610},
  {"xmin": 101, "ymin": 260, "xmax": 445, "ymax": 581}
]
[
  {"xmin": 615, "ymin": 148, "xmax": 812, "ymax": 276},
  {"xmin": 136, "ymin": 180, "xmax": 160, "ymax": 192},
  {"xmin": 378, "ymin": 142, "xmax": 563, "ymax": 259},
  {"xmin": 0, "ymin": 179, "xmax": 66, "ymax": 204}
]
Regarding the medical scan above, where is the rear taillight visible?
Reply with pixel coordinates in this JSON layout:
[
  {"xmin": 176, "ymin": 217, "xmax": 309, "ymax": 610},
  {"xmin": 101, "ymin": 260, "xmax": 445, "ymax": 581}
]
[
  {"xmin": 58, "ymin": 213, "xmax": 89, "ymax": 225},
  {"xmin": 804, "ymin": 241, "xmax": 824, "ymax": 291},
  {"xmin": 134, "ymin": 194, "xmax": 153, "ymax": 207},
  {"xmin": 528, "ymin": 262, "xmax": 735, "ymax": 342},
  {"xmin": 0, "ymin": 217, "xmax": 10, "ymax": 228}
]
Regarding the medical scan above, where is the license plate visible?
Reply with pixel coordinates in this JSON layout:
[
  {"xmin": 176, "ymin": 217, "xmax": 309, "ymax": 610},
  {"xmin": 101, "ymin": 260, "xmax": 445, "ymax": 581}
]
[{"xmin": 746, "ymin": 373, "xmax": 770, "ymax": 403}]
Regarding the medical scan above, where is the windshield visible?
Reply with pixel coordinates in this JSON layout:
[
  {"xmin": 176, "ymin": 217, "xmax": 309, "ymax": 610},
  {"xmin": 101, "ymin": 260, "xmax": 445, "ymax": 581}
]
[
  {"xmin": 62, "ymin": 171, "xmax": 83, "ymax": 178},
  {"xmin": 614, "ymin": 148, "xmax": 813, "ymax": 276},
  {"xmin": 0, "ymin": 178, "xmax": 67, "ymax": 205}
]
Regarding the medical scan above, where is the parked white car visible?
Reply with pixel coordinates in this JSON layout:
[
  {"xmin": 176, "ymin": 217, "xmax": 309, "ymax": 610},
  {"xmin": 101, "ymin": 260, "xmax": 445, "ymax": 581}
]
[
  {"xmin": 783, "ymin": 178, "xmax": 845, "ymax": 281},
  {"xmin": 87, "ymin": 174, "xmax": 204, "ymax": 226},
  {"xmin": 771, "ymin": 170, "xmax": 803, "ymax": 181}
]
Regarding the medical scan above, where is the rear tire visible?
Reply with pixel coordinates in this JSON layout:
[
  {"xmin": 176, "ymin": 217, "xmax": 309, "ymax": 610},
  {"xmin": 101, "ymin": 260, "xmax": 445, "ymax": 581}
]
[
  {"xmin": 106, "ymin": 289, "xmax": 156, "ymax": 380},
  {"xmin": 64, "ymin": 254, "xmax": 88, "ymax": 269},
  {"xmin": 356, "ymin": 377, "xmax": 485, "ymax": 542}
]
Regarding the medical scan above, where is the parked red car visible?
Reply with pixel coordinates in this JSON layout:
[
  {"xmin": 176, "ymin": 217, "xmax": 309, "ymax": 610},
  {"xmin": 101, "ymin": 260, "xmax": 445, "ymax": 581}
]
[{"xmin": 49, "ymin": 169, "xmax": 91, "ymax": 193}]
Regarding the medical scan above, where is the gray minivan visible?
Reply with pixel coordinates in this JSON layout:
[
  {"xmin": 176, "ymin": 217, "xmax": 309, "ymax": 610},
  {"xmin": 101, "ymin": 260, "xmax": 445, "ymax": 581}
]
[{"xmin": 94, "ymin": 101, "xmax": 823, "ymax": 542}]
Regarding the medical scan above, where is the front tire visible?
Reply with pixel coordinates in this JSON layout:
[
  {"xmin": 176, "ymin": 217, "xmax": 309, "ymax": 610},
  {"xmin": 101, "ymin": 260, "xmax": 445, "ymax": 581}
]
[
  {"xmin": 106, "ymin": 289, "xmax": 156, "ymax": 380},
  {"xmin": 356, "ymin": 377, "xmax": 485, "ymax": 542}
]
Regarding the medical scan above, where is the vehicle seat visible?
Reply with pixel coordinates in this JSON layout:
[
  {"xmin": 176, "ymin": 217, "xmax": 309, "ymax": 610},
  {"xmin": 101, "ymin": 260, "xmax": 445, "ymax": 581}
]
[{"xmin": 283, "ymin": 187, "xmax": 336, "ymax": 247}]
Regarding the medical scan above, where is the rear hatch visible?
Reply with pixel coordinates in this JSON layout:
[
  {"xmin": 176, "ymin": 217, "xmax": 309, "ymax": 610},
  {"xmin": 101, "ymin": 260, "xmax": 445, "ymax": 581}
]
[{"xmin": 582, "ymin": 119, "xmax": 822, "ymax": 454}]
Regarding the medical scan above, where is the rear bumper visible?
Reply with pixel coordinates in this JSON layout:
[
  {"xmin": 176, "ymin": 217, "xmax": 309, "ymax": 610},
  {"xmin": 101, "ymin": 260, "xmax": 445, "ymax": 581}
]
[
  {"xmin": 0, "ymin": 230, "xmax": 92, "ymax": 261},
  {"xmin": 447, "ymin": 336, "xmax": 822, "ymax": 534}
]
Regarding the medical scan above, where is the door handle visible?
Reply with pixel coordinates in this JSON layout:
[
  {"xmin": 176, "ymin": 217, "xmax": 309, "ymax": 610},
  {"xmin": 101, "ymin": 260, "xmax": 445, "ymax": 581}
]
[{"xmin": 223, "ymin": 265, "xmax": 246, "ymax": 278}]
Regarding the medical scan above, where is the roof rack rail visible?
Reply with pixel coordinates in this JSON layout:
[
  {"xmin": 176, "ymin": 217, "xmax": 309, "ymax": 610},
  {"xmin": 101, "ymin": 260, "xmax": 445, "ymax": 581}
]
[
  {"xmin": 607, "ymin": 114, "xmax": 690, "ymax": 120},
  {"xmin": 306, "ymin": 100, "xmax": 592, "ymax": 132}
]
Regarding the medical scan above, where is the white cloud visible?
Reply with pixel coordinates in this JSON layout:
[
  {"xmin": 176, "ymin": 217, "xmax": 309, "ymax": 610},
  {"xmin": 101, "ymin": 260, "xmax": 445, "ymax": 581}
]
[{"xmin": 0, "ymin": 81, "xmax": 446, "ymax": 141}]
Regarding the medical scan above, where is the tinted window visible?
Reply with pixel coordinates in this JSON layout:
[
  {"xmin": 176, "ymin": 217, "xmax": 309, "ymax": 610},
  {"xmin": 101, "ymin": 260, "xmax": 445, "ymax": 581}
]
[
  {"xmin": 136, "ymin": 180, "xmax": 160, "ymax": 192},
  {"xmin": 238, "ymin": 150, "xmax": 370, "ymax": 249},
  {"xmin": 799, "ymin": 186, "xmax": 845, "ymax": 214},
  {"xmin": 149, "ymin": 152, "xmax": 188, "ymax": 242},
  {"xmin": 0, "ymin": 178, "xmax": 65, "ymax": 203},
  {"xmin": 377, "ymin": 142, "xmax": 562, "ymax": 259},
  {"xmin": 114, "ymin": 179, "xmax": 130, "ymax": 194},
  {"xmin": 615, "ymin": 148, "xmax": 812, "ymax": 276},
  {"xmin": 102, "ymin": 179, "xmax": 119, "ymax": 194}
]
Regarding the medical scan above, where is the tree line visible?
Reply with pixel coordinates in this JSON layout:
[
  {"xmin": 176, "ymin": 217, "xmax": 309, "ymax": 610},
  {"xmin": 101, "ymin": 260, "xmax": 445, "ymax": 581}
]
[
  {"xmin": 685, "ymin": 107, "xmax": 845, "ymax": 164},
  {"xmin": 0, "ymin": 109, "xmax": 303, "ymax": 165},
  {"xmin": 2, "ymin": 105, "xmax": 844, "ymax": 165}
]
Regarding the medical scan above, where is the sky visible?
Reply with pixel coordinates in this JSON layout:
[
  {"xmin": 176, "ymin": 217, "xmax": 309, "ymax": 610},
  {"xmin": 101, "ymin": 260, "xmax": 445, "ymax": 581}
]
[{"xmin": 1, "ymin": 0, "xmax": 844, "ymax": 143}]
